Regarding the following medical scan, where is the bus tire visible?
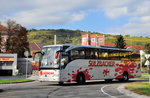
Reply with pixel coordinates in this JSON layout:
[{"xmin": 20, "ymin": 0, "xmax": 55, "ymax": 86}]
[
  {"xmin": 122, "ymin": 72, "xmax": 129, "ymax": 81},
  {"xmin": 76, "ymin": 73, "xmax": 85, "ymax": 84}
]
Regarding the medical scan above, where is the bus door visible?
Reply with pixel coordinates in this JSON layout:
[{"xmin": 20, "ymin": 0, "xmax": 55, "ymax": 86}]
[
  {"xmin": 32, "ymin": 52, "xmax": 42, "ymax": 74},
  {"xmin": 59, "ymin": 51, "xmax": 69, "ymax": 82}
]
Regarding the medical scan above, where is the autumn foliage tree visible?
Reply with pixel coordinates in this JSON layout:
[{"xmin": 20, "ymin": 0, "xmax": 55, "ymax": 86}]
[
  {"xmin": 0, "ymin": 30, "xmax": 1, "ymax": 53},
  {"xmin": 6, "ymin": 19, "xmax": 29, "ymax": 57}
]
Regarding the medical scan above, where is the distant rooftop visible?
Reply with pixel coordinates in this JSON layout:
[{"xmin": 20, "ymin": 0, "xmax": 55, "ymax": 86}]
[
  {"xmin": 29, "ymin": 43, "xmax": 48, "ymax": 51},
  {"xmin": 0, "ymin": 24, "xmax": 8, "ymax": 31},
  {"xmin": 104, "ymin": 43, "xmax": 144, "ymax": 50}
]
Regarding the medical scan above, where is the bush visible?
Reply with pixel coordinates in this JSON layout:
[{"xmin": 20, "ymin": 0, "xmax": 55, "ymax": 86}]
[{"xmin": 141, "ymin": 67, "xmax": 148, "ymax": 73}]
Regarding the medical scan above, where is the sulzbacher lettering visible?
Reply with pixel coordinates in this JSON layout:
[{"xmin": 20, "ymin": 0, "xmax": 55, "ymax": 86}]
[{"xmin": 88, "ymin": 60, "xmax": 115, "ymax": 67}]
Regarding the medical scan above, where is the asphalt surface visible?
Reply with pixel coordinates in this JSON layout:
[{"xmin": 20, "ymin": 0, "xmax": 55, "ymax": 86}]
[{"xmin": 0, "ymin": 79, "xmax": 149, "ymax": 98}]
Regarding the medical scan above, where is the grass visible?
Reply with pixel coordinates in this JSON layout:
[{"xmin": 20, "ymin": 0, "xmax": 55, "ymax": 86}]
[
  {"xmin": 136, "ymin": 73, "xmax": 149, "ymax": 79},
  {"xmin": 0, "ymin": 79, "xmax": 33, "ymax": 83},
  {"xmin": 138, "ymin": 76, "xmax": 149, "ymax": 79},
  {"xmin": 125, "ymin": 82, "xmax": 150, "ymax": 96},
  {"xmin": 142, "ymin": 73, "xmax": 149, "ymax": 75}
]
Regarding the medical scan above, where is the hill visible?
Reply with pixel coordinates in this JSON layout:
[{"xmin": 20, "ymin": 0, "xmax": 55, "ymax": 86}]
[{"xmin": 27, "ymin": 29, "xmax": 150, "ymax": 47}]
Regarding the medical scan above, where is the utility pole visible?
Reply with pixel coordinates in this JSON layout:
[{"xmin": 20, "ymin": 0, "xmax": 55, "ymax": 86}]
[{"xmin": 54, "ymin": 35, "xmax": 56, "ymax": 45}]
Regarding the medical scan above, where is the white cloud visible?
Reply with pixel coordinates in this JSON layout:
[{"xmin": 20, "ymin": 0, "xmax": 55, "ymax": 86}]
[
  {"xmin": 103, "ymin": 0, "xmax": 150, "ymax": 37},
  {"xmin": 105, "ymin": 7, "xmax": 128, "ymax": 19},
  {"xmin": 0, "ymin": 0, "xmax": 134, "ymax": 26},
  {"xmin": 107, "ymin": 23, "xmax": 150, "ymax": 37},
  {"xmin": 0, "ymin": 0, "xmax": 150, "ymax": 37},
  {"xmin": 0, "ymin": 0, "xmax": 93, "ymax": 26},
  {"xmin": 98, "ymin": 0, "xmax": 133, "ymax": 8},
  {"xmin": 141, "ymin": 16, "xmax": 150, "ymax": 22},
  {"xmin": 71, "ymin": 12, "xmax": 86, "ymax": 22},
  {"xmin": 0, "ymin": 0, "xmax": 139, "ymax": 26}
]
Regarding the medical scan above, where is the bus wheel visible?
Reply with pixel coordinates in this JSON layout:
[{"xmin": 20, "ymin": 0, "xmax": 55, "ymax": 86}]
[
  {"xmin": 58, "ymin": 82, "xmax": 64, "ymax": 85},
  {"xmin": 122, "ymin": 72, "xmax": 129, "ymax": 81},
  {"xmin": 76, "ymin": 73, "xmax": 85, "ymax": 84}
]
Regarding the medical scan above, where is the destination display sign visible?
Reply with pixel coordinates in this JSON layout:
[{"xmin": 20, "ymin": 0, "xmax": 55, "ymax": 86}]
[{"xmin": 0, "ymin": 57, "xmax": 14, "ymax": 61}]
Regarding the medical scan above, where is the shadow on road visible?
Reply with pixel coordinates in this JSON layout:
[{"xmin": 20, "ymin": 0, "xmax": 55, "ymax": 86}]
[
  {"xmin": 0, "ymin": 89, "xmax": 4, "ymax": 92},
  {"xmin": 45, "ymin": 79, "xmax": 148, "ymax": 87}
]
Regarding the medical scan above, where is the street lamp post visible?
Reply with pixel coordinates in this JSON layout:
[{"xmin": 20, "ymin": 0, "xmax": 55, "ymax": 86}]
[{"xmin": 24, "ymin": 51, "xmax": 29, "ymax": 79}]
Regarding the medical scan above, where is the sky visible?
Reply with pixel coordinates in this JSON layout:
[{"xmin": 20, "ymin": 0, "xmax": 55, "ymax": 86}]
[{"xmin": 0, "ymin": 0, "xmax": 150, "ymax": 37}]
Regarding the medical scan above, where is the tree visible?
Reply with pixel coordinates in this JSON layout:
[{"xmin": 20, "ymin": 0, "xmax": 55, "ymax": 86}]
[
  {"xmin": 6, "ymin": 19, "xmax": 29, "ymax": 57},
  {"xmin": 125, "ymin": 35, "xmax": 130, "ymax": 37},
  {"xmin": 0, "ymin": 30, "xmax": 1, "ymax": 53},
  {"xmin": 115, "ymin": 35, "xmax": 126, "ymax": 49},
  {"xmin": 0, "ymin": 21, "xmax": 2, "ymax": 53},
  {"xmin": 145, "ymin": 43, "xmax": 150, "ymax": 54}
]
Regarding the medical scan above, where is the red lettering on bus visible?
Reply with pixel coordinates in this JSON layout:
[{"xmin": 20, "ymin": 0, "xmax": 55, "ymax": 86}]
[
  {"xmin": 88, "ymin": 60, "xmax": 116, "ymax": 67},
  {"xmin": 40, "ymin": 71, "xmax": 54, "ymax": 75},
  {"xmin": 88, "ymin": 60, "xmax": 93, "ymax": 66}
]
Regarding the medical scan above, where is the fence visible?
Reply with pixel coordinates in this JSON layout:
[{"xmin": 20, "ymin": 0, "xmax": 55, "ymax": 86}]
[{"xmin": 17, "ymin": 58, "xmax": 33, "ymax": 75}]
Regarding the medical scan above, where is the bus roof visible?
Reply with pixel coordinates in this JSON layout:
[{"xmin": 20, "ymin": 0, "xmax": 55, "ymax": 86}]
[
  {"xmin": 43, "ymin": 44, "xmax": 77, "ymax": 48},
  {"xmin": 42, "ymin": 44, "xmax": 137, "ymax": 52}
]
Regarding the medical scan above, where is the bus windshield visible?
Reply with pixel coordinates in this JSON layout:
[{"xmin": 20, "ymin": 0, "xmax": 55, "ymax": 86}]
[{"xmin": 40, "ymin": 46, "xmax": 60, "ymax": 69}]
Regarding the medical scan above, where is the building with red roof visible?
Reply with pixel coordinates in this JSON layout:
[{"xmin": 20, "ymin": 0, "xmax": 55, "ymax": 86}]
[
  {"xmin": 29, "ymin": 43, "xmax": 47, "ymax": 56},
  {"xmin": 0, "ymin": 24, "xmax": 8, "ymax": 31}
]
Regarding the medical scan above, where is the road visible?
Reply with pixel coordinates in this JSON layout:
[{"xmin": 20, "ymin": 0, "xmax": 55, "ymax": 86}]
[{"xmin": 0, "ymin": 79, "xmax": 148, "ymax": 98}]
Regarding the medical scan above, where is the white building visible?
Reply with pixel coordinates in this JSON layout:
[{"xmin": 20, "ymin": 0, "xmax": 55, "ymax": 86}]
[{"xmin": 0, "ymin": 54, "xmax": 18, "ymax": 76}]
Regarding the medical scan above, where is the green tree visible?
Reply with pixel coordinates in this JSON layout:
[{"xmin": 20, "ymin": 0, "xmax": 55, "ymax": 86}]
[
  {"xmin": 115, "ymin": 35, "xmax": 126, "ymax": 49},
  {"xmin": 6, "ymin": 19, "xmax": 29, "ymax": 57},
  {"xmin": 145, "ymin": 43, "xmax": 150, "ymax": 54}
]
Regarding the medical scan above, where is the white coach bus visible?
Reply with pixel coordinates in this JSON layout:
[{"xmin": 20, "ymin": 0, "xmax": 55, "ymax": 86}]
[{"xmin": 33, "ymin": 44, "xmax": 141, "ymax": 84}]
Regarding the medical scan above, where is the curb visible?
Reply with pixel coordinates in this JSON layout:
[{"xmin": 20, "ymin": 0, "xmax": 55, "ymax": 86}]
[{"xmin": 117, "ymin": 84, "xmax": 150, "ymax": 98}]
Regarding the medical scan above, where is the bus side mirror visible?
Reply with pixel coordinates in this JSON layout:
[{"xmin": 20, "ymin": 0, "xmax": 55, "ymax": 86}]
[
  {"xmin": 55, "ymin": 50, "xmax": 67, "ymax": 59},
  {"xmin": 55, "ymin": 52, "xmax": 60, "ymax": 59},
  {"xmin": 33, "ymin": 52, "xmax": 43, "ymax": 60},
  {"xmin": 33, "ymin": 53, "xmax": 36, "ymax": 60}
]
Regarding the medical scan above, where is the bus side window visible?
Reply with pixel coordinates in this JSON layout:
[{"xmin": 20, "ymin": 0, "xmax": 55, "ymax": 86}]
[
  {"xmin": 94, "ymin": 49, "xmax": 99, "ymax": 59},
  {"xmin": 61, "ymin": 52, "xmax": 69, "ymax": 68},
  {"xmin": 70, "ymin": 47, "xmax": 85, "ymax": 61},
  {"xmin": 129, "ymin": 51, "xmax": 140, "ymax": 61},
  {"xmin": 85, "ymin": 48, "xmax": 90, "ymax": 59},
  {"xmin": 78, "ymin": 49, "xmax": 85, "ymax": 59},
  {"xmin": 90, "ymin": 50, "xmax": 95, "ymax": 59},
  {"xmin": 119, "ymin": 51, "xmax": 129, "ymax": 61},
  {"xmin": 100, "ymin": 49, "xmax": 108, "ymax": 60},
  {"xmin": 90, "ymin": 49, "xmax": 98, "ymax": 59},
  {"xmin": 108, "ymin": 50, "xmax": 119, "ymax": 60},
  {"xmin": 85, "ymin": 48, "xmax": 95, "ymax": 59},
  {"xmin": 70, "ymin": 50, "xmax": 78, "ymax": 60}
]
